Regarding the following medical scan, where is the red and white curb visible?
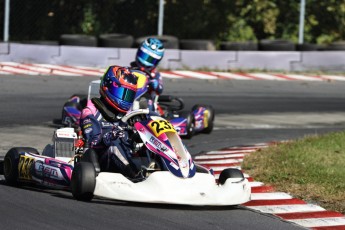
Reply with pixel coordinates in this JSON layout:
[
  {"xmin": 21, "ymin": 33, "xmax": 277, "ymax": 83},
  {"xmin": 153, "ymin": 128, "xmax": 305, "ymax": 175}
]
[
  {"xmin": 1, "ymin": 62, "xmax": 345, "ymax": 82},
  {"xmin": 194, "ymin": 143, "xmax": 345, "ymax": 229}
]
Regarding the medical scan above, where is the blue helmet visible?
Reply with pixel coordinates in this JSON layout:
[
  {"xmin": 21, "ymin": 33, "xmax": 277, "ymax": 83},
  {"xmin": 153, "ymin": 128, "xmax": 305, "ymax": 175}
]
[
  {"xmin": 136, "ymin": 38, "xmax": 165, "ymax": 69},
  {"xmin": 100, "ymin": 66, "xmax": 138, "ymax": 113}
]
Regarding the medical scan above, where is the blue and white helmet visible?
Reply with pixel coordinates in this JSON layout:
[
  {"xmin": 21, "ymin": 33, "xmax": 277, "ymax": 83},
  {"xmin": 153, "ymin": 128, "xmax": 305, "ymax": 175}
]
[{"xmin": 136, "ymin": 38, "xmax": 165, "ymax": 69}]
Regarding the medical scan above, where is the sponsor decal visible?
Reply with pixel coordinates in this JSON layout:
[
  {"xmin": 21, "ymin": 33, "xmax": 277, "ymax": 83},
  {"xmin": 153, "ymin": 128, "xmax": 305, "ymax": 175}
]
[
  {"xmin": 34, "ymin": 160, "xmax": 44, "ymax": 178},
  {"xmin": 18, "ymin": 155, "xmax": 35, "ymax": 180},
  {"xmin": 149, "ymin": 136, "xmax": 169, "ymax": 152},
  {"xmin": 150, "ymin": 136, "xmax": 162, "ymax": 149},
  {"xmin": 43, "ymin": 166, "xmax": 59, "ymax": 179},
  {"xmin": 83, "ymin": 124, "xmax": 92, "ymax": 129},
  {"xmin": 83, "ymin": 118, "xmax": 91, "ymax": 124},
  {"xmin": 85, "ymin": 128, "xmax": 92, "ymax": 134}
]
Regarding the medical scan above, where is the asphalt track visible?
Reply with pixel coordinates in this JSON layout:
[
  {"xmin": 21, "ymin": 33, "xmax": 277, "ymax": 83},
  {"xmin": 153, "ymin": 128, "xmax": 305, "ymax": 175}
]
[{"xmin": 1, "ymin": 74, "xmax": 345, "ymax": 230}]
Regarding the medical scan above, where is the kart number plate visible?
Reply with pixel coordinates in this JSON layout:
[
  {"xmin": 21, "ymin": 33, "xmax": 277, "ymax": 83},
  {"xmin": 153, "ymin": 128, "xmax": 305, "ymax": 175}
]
[
  {"xmin": 18, "ymin": 155, "xmax": 35, "ymax": 180},
  {"xmin": 149, "ymin": 119, "xmax": 176, "ymax": 136},
  {"xmin": 203, "ymin": 110, "xmax": 209, "ymax": 128}
]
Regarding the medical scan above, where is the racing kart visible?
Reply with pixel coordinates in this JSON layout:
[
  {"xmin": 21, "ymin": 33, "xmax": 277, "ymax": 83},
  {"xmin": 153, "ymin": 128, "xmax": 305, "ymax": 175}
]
[
  {"xmin": 71, "ymin": 109, "xmax": 251, "ymax": 205},
  {"xmin": 1, "ymin": 109, "xmax": 250, "ymax": 206},
  {"xmin": 58, "ymin": 69, "xmax": 215, "ymax": 139}
]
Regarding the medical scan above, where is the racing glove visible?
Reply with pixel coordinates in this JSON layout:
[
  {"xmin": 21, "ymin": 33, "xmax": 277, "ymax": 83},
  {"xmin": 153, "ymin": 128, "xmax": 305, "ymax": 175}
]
[
  {"xmin": 149, "ymin": 79, "xmax": 159, "ymax": 91},
  {"xmin": 102, "ymin": 126, "xmax": 126, "ymax": 146}
]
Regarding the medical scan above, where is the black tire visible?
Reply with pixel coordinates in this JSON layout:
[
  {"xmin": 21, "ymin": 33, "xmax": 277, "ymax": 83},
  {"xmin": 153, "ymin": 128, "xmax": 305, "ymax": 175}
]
[
  {"xmin": 135, "ymin": 35, "xmax": 179, "ymax": 49},
  {"xmin": 195, "ymin": 164, "xmax": 210, "ymax": 174},
  {"xmin": 192, "ymin": 104, "xmax": 215, "ymax": 134},
  {"xmin": 99, "ymin": 33, "xmax": 134, "ymax": 48},
  {"xmin": 81, "ymin": 149, "xmax": 100, "ymax": 174},
  {"xmin": 60, "ymin": 34, "xmax": 98, "ymax": 47},
  {"xmin": 219, "ymin": 41, "xmax": 258, "ymax": 51},
  {"xmin": 259, "ymin": 39, "xmax": 296, "ymax": 51},
  {"xmin": 179, "ymin": 39, "xmax": 216, "ymax": 50},
  {"xmin": 0, "ymin": 159, "xmax": 3, "ymax": 175},
  {"xmin": 218, "ymin": 168, "xmax": 244, "ymax": 185},
  {"xmin": 158, "ymin": 95, "xmax": 174, "ymax": 103},
  {"xmin": 21, "ymin": 40, "xmax": 59, "ymax": 46},
  {"xmin": 296, "ymin": 43, "xmax": 319, "ymax": 51},
  {"xmin": 3, "ymin": 147, "xmax": 39, "ymax": 185},
  {"xmin": 323, "ymin": 41, "xmax": 345, "ymax": 51},
  {"xmin": 71, "ymin": 162, "xmax": 96, "ymax": 201},
  {"xmin": 180, "ymin": 111, "xmax": 195, "ymax": 139}
]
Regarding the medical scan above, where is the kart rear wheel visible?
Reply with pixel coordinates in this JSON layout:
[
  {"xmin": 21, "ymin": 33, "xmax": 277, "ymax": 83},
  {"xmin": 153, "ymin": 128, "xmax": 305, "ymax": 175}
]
[
  {"xmin": 4, "ymin": 147, "xmax": 39, "ymax": 185},
  {"xmin": 180, "ymin": 111, "xmax": 195, "ymax": 139},
  {"xmin": 192, "ymin": 104, "xmax": 215, "ymax": 134},
  {"xmin": 218, "ymin": 168, "xmax": 244, "ymax": 185},
  {"xmin": 71, "ymin": 162, "xmax": 96, "ymax": 201}
]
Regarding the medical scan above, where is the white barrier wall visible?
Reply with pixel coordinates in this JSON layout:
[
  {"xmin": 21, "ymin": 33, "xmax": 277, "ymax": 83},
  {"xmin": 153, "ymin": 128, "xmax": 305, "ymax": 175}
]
[{"xmin": 0, "ymin": 42, "xmax": 344, "ymax": 72}]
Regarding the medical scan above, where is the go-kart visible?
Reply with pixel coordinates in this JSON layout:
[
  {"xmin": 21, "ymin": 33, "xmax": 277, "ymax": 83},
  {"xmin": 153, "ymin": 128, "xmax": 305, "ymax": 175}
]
[
  {"xmin": 155, "ymin": 95, "xmax": 214, "ymax": 139},
  {"xmin": 1, "ymin": 109, "xmax": 250, "ymax": 206},
  {"xmin": 71, "ymin": 109, "xmax": 250, "ymax": 205},
  {"xmin": 58, "ymin": 69, "xmax": 215, "ymax": 139}
]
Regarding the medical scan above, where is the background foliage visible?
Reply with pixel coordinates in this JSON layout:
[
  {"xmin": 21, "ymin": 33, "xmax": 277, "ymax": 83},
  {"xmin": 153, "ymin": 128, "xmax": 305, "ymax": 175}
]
[{"xmin": 0, "ymin": 0, "xmax": 344, "ymax": 44}]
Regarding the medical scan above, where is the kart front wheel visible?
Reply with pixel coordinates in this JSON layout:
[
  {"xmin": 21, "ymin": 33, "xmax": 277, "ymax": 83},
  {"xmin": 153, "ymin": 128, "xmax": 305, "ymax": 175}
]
[
  {"xmin": 4, "ymin": 147, "xmax": 39, "ymax": 185},
  {"xmin": 180, "ymin": 111, "xmax": 195, "ymax": 139},
  {"xmin": 192, "ymin": 104, "xmax": 215, "ymax": 134},
  {"xmin": 71, "ymin": 162, "xmax": 96, "ymax": 201},
  {"xmin": 218, "ymin": 168, "xmax": 244, "ymax": 185}
]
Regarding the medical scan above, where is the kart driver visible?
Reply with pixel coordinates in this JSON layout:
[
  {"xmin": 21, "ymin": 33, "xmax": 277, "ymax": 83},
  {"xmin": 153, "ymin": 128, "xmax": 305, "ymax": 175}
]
[
  {"xmin": 80, "ymin": 65, "xmax": 140, "ymax": 179},
  {"xmin": 130, "ymin": 38, "xmax": 165, "ymax": 111}
]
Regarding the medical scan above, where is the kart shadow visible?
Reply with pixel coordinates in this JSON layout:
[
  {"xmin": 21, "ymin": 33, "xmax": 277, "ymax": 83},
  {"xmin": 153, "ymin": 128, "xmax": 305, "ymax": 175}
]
[
  {"xmin": 89, "ymin": 197, "xmax": 246, "ymax": 211},
  {"xmin": 0, "ymin": 179, "xmax": 74, "ymax": 199}
]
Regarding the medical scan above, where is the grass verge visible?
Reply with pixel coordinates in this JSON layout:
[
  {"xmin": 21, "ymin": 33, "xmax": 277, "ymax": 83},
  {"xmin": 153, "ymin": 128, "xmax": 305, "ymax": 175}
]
[{"xmin": 242, "ymin": 131, "xmax": 345, "ymax": 214}]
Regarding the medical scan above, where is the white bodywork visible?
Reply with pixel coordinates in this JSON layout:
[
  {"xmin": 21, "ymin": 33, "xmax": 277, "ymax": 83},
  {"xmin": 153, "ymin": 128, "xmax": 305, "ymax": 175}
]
[{"xmin": 93, "ymin": 171, "xmax": 251, "ymax": 206}]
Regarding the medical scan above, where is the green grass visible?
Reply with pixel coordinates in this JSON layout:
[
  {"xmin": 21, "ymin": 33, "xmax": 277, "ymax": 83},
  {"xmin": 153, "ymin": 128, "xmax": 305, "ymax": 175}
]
[{"xmin": 242, "ymin": 131, "xmax": 345, "ymax": 214}]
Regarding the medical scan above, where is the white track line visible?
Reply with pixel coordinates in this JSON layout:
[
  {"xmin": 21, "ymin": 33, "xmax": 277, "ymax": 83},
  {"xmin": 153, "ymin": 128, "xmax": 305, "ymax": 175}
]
[
  {"xmin": 291, "ymin": 217, "xmax": 345, "ymax": 228},
  {"xmin": 249, "ymin": 73, "xmax": 288, "ymax": 81},
  {"xmin": 251, "ymin": 192, "xmax": 293, "ymax": 200},
  {"xmin": 205, "ymin": 149, "xmax": 258, "ymax": 154},
  {"xmin": 194, "ymin": 158, "xmax": 243, "ymax": 164},
  {"xmin": 160, "ymin": 72, "xmax": 184, "ymax": 79},
  {"xmin": 172, "ymin": 70, "xmax": 218, "ymax": 79},
  {"xmin": 211, "ymin": 72, "xmax": 253, "ymax": 80},
  {"xmin": 284, "ymin": 74, "xmax": 323, "ymax": 81},
  {"xmin": 34, "ymin": 64, "xmax": 102, "ymax": 76},
  {"xmin": 194, "ymin": 153, "xmax": 245, "ymax": 159},
  {"xmin": 248, "ymin": 204, "xmax": 325, "ymax": 214},
  {"xmin": 1, "ymin": 66, "xmax": 40, "ymax": 75},
  {"xmin": 321, "ymin": 75, "xmax": 345, "ymax": 81}
]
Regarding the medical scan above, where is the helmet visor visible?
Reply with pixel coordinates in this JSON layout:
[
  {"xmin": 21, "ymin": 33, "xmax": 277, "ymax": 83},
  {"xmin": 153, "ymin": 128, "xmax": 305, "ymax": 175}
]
[
  {"xmin": 137, "ymin": 50, "xmax": 161, "ymax": 67},
  {"xmin": 108, "ymin": 84, "xmax": 136, "ymax": 103}
]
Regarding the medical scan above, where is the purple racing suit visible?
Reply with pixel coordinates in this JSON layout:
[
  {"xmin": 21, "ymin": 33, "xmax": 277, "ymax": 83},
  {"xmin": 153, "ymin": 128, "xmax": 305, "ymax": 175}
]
[{"xmin": 80, "ymin": 98, "xmax": 138, "ymax": 177}]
